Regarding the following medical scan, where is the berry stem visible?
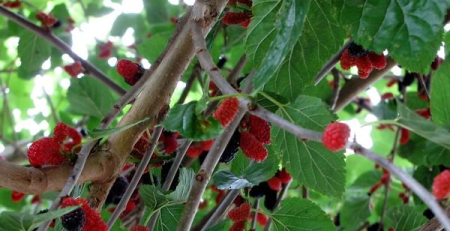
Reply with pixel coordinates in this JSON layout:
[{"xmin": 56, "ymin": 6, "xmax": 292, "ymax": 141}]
[{"xmin": 250, "ymin": 199, "xmax": 259, "ymax": 229}]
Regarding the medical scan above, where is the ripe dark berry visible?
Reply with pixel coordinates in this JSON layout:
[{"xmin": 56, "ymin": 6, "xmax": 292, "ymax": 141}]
[
  {"xmin": 240, "ymin": 132, "xmax": 268, "ymax": 162},
  {"xmin": 229, "ymin": 220, "xmax": 246, "ymax": 231},
  {"xmin": 355, "ymin": 55, "xmax": 373, "ymax": 79},
  {"xmin": 98, "ymin": 41, "xmax": 113, "ymax": 59},
  {"xmin": 3, "ymin": 1, "xmax": 22, "ymax": 8},
  {"xmin": 348, "ymin": 42, "xmax": 368, "ymax": 57},
  {"xmin": 228, "ymin": 202, "xmax": 251, "ymax": 222},
  {"xmin": 116, "ymin": 59, "xmax": 144, "ymax": 86},
  {"xmin": 263, "ymin": 189, "xmax": 277, "ymax": 211},
  {"xmin": 163, "ymin": 132, "xmax": 178, "ymax": 154},
  {"xmin": 105, "ymin": 176, "xmax": 129, "ymax": 205},
  {"xmin": 423, "ymin": 208, "xmax": 434, "ymax": 220},
  {"xmin": 250, "ymin": 182, "xmax": 269, "ymax": 198},
  {"xmin": 432, "ymin": 169, "xmax": 450, "ymax": 199},
  {"xmin": 431, "ymin": 57, "xmax": 444, "ymax": 70},
  {"xmin": 248, "ymin": 115, "xmax": 271, "ymax": 144},
  {"xmin": 221, "ymin": 12, "xmax": 251, "ymax": 27},
  {"xmin": 322, "ymin": 122, "xmax": 350, "ymax": 152},
  {"xmin": 61, "ymin": 208, "xmax": 86, "ymax": 231},
  {"xmin": 367, "ymin": 222, "xmax": 383, "ymax": 231},
  {"xmin": 219, "ymin": 130, "xmax": 240, "ymax": 163},
  {"xmin": 216, "ymin": 56, "xmax": 227, "ymax": 69},
  {"xmin": 61, "ymin": 197, "xmax": 107, "ymax": 231},
  {"xmin": 213, "ymin": 97, "xmax": 240, "ymax": 127}
]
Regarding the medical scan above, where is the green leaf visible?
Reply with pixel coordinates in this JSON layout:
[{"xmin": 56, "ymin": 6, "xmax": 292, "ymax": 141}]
[
  {"xmin": 249, "ymin": 0, "xmax": 312, "ymax": 91},
  {"xmin": 88, "ymin": 117, "xmax": 150, "ymax": 138},
  {"xmin": 0, "ymin": 207, "xmax": 77, "ymax": 231},
  {"xmin": 168, "ymin": 168, "xmax": 195, "ymax": 201},
  {"xmin": 144, "ymin": 0, "xmax": 169, "ymax": 24},
  {"xmin": 264, "ymin": 0, "xmax": 345, "ymax": 101},
  {"xmin": 162, "ymin": 101, "xmax": 223, "ymax": 141},
  {"xmin": 111, "ymin": 14, "xmax": 148, "ymax": 37},
  {"xmin": 431, "ymin": 59, "xmax": 450, "ymax": 126},
  {"xmin": 271, "ymin": 95, "xmax": 344, "ymax": 197},
  {"xmin": 256, "ymin": 91, "xmax": 289, "ymax": 113},
  {"xmin": 67, "ymin": 77, "xmax": 116, "ymax": 118},
  {"xmin": 384, "ymin": 205, "xmax": 427, "ymax": 231},
  {"xmin": 153, "ymin": 205, "xmax": 183, "ymax": 231},
  {"xmin": 17, "ymin": 30, "xmax": 51, "ymax": 79},
  {"xmin": 395, "ymin": 101, "xmax": 450, "ymax": 150},
  {"xmin": 372, "ymin": 100, "xmax": 397, "ymax": 120},
  {"xmin": 137, "ymin": 33, "xmax": 171, "ymax": 63},
  {"xmin": 337, "ymin": 0, "xmax": 449, "ymax": 73},
  {"xmin": 339, "ymin": 195, "xmax": 371, "ymax": 231},
  {"xmin": 413, "ymin": 166, "xmax": 439, "ymax": 204},
  {"xmin": 271, "ymin": 198, "xmax": 336, "ymax": 231},
  {"xmin": 230, "ymin": 151, "xmax": 250, "ymax": 175},
  {"xmin": 140, "ymin": 186, "xmax": 171, "ymax": 214},
  {"xmin": 85, "ymin": 3, "xmax": 114, "ymax": 17},
  {"xmin": 214, "ymin": 153, "xmax": 279, "ymax": 190}
]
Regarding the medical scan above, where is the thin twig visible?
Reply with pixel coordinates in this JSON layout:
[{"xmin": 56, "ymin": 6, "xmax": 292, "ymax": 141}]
[
  {"xmin": 202, "ymin": 190, "xmax": 240, "ymax": 230},
  {"xmin": 250, "ymin": 199, "xmax": 259, "ymax": 230},
  {"xmin": 0, "ymin": 6, "xmax": 126, "ymax": 95},
  {"xmin": 42, "ymin": 87, "xmax": 59, "ymax": 123},
  {"xmin": 330, "ymin": 68, "xmax": 341, "ymax": 111},
  {"xmin": 314, "ymin": 40, "xmax": 351, "ymax": 85},
  {"xmin": 107, "ymin": 126, "xmax": 164, "ymax": 229},
  {"xmin": 350, "ymin": 142, "xmax": 450, "ymax": 230},
  {"xmin": 177, "ymin": 63, "xmax": 201, "ymax": 104}
]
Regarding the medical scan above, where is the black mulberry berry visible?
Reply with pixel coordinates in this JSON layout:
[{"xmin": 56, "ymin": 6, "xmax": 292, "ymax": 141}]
[
  {"xmin": 61, "ymin": 208, "xmax": 86, "ymax": 231},
  {"xmin": 219, "ymin": 130, "xmax": 240, "ymax": 163},
  {"xmin": 105, "ymin": 176, "xmax": 129, "ymax": 204}
]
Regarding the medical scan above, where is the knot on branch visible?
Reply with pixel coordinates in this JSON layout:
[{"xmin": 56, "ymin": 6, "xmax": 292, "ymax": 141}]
[{"xmin": 195, "ymin": 169, "xmax": 209, "ymax": 182}]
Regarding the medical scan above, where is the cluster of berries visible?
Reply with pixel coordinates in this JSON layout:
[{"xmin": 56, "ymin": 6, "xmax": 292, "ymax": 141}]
[
  {"xmin": 340, "ymin": 42, "xmax": 387, "ymax": 79},
  {"xmin": 27, "ymin": 122, "xmax": 82, "ymax": 167},
  {"xmin": 249, "ymin": 168, "xmax": 291, "ymax": 211},
  {"xmin": 64, "ymin": 61, "xmax": 83, "ymax": 77},
  {"xmin": 11, "ymin": 191, "xmax": 40, "ymax": 204},
  {"xmin": 186, "ymin": 140, "xmax": 214, "ymax": 158},
  {"xmin": 221, "ymin": 0, "xmax": 253, "ymax": 28},
  {"xmin": 2, "ymin": 0, "xmax": 21, "ymax": 8},
  {"xmin": 228, "ymin": 202, "xmax": 251, "ymax": 231},
  {"xmin": 116, "ymin": 59, "xmax": 145, "ymax": 86},
  {"xmin": 36, "ymin": 12, "xmax": 58, "ymax": 30},
  {"xmin": 322, "ymin": 122, "xmax": 351, "ymax": 152},
  {"xmin": 60, "ymin": 197, "xmax": 107, "ymax": 231}
]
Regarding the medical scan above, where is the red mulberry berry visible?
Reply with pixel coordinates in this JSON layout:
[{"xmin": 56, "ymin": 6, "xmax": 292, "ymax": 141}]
[
  {"xmin": 400, "ymin": 128, "xmax": 410, "ymax": 145},
  {"xmin": 27, "ymin": 137, "xmax": 68, "ymax": 167},
  {"xmin": 187, "ymin": 144, "xmax": 203, "ymax": 158},
  {"xmin": 98, "ymin": 41, "xmax": 113, "ymax": 59},
  {"xmin": 416, "ymin": 108, "xmax": 431, "ymax": 119},
  {"xmin": 222, "ymin": 12, "xmax": 251, "ymax": 26},
  {"xmin": 322, "ymin": 122, "xmax": 350, "ymax": 152},
  {"xmin": 61, "ymin": 207, "xmax": 86, "ymax": 231},
  {"xmin": 381, "ymin": 92, "xmax": 394, "ymax": 100},
  {"xmin": 256, "ymin": 213, "xmax": 269, "ymax": 226},
  {"xmin": 163, "ymin": 134, "xmax": 178, "ymax": 154},
  {"xmin": 340, "ymin": 49, "xmax": 355, "ymax": 70},
  {"xmin": 277, "ymin": 168, "xmax": 292, "ymax": 184},
  {"xmin": 267, "ymin": 176, "xmax": 282, "ymax": 191},
  {"xmin": 213, "ymin": 97, "xmax": 239, "ymax": 127},
  {"xmin": 240, "ymin": 132, "xmax": 268, "ymax": 162},
  {"xmin": 3, "ymin": 1, "xmax": 22, "ymax": 8},
  {"xmin": 248, "ymin": 115, "xmax": 271, "ymax": 144},
  {"xmin": 54, "ymin": 122, "xmax": 82, "ymax": 152},
  {"xmin": 431, "ymin": 57, "xmax": 444, "ymax": 70},
  {"xmin": 355, "ymin": 55, "xmax": 373, "ymax": 79},
  {"xmin": 36, "ymin": 12, "xmax": 57, "ymax": 28},
  {"xmin": 116, "ymin": 59, "xmax": 144, "ymax": 86},
  {"xmin": 63, "ymin": 62, "xmax": 83, "ymax": 78},
  {"xmin": 61, "ymin": 197, "xmax": 107, "ymax": 231},
  {"xmin": 433, "ymin": 170, "xmax": 450, "ymax": 199},
  {"xmin": 132, "ymin": 135, "xmax": 150, "ymax": 159},
  {"xmin": 229, "ymin": 220, "xmax": 246, "ymax": 231},
  {"xmin": 31, "ymin": 195, "xmax": 41, "ymax": 204},
  {"xmin": 132, "ymin": 226, "xmax": 149, "ymax": 231},
  {"xmin": 228, "ymin": 202, "xmax": 251, "ymax": 222},
  {"xmin": 11, "ymin": 191, "xmax": 25, "ymax": 202},
  {"xmin": 240, "ymin": 19, "xmax": 251, "ymax": 28},
  {"xmin": 201, "ymin": 140, "xmax": 214, "ymax": 151},
  {"xmin": 368, "ymin": 52, "xmax": 387, "ymax": 70}
]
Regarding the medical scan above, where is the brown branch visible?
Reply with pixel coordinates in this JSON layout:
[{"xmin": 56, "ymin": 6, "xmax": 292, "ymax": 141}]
[
  {"xmin": 334, "ymin": 57, "xmax": 396, "ymax": 111},
  {"xmin": 419, "ymin": 206, "xmax": 450, "ymax": 231},
  {"xmin": 0, "ymin": 6, "xmax": 126, "ymax": 95},
  {"xmin": 329, "ymin": 68, "xmax": 341, "ymax": 111}
]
